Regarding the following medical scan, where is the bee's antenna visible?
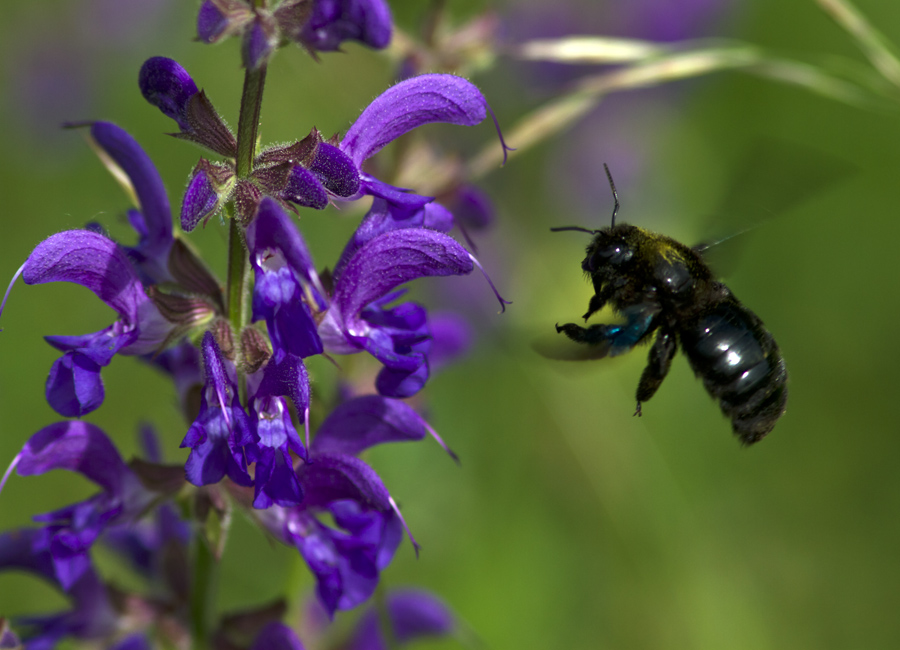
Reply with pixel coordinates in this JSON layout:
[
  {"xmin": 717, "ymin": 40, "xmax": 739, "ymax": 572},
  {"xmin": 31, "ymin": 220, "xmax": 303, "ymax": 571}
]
[
  {"xmin": 603, "ymin": 163, "xmax": 619, "ymax": 227},
  {"xmin": 550, "ymin": 226, "xmax": 596, "ymax": 234}
]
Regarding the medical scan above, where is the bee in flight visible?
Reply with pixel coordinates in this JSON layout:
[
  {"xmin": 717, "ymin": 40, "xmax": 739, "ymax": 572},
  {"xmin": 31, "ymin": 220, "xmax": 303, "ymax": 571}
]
[{"xmin": 553, "ymin": 165, "xmax": 787, "ymax": 444}]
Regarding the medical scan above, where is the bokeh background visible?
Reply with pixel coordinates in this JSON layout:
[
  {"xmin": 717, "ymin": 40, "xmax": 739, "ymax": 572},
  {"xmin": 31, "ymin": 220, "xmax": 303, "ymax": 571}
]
[{"xmin": 2, "ymin": 0, "xmax": 900, "ymax": 648}]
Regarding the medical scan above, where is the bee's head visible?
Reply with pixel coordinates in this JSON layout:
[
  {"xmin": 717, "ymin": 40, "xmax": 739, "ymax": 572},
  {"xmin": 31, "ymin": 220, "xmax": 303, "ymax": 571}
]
[{"xmin": 583, "ymin": 225, "xmax": 636, "ymax": 273}]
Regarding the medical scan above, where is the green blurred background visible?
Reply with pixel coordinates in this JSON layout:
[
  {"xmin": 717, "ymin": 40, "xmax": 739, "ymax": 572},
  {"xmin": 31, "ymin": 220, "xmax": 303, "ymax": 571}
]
[{"xmin": 2, "ymin": 1, "xmax": 900, "ymax": 648}]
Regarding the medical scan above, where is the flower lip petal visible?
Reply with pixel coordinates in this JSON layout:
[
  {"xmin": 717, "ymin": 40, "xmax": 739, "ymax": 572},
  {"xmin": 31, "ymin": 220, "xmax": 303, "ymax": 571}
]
[
  {"xmin": 334, "ymin": 228, "xmax": 473, "ymax": 324},
  {"xmin": 139, "ymin": 57, "xmax": 200, "ymax": 132},
  {"xmin": 340, "ymin": 74, "xmax": 488, "ymax": 167},
  {"xmin": 45, "ymin": 352, "xmax": 106, "ymax": 418},
  {"xmin": 17, "ymin": 421, "xmax": 128, "ymax": 495},
  {"xmin": 299, "ymin": 453, "xmax": 392, "ymax": 511},
  {"xmin": 22, "ymin": 230, "xmax": 148, "ymax": 327},
  {"xmin": 312, "ymin": 395, "xmax": 427, "ymax": 457}
]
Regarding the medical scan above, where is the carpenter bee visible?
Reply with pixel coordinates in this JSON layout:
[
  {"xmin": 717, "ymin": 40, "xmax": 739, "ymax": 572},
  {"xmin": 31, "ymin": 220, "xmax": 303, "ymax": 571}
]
[{"xmin": 553, "ymin": 165, "xmax": 787, "ymax": 444}]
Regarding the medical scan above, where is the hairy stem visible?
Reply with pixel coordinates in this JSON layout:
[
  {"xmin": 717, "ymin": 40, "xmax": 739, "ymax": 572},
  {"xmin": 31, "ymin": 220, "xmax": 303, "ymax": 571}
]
[{"xmin": 227, "ymin": 63, "xmax": 268, "ymax": 358}]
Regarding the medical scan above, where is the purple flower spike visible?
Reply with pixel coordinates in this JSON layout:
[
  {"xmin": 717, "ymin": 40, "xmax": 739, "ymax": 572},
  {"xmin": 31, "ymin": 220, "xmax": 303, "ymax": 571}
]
[
  {"xmin": 340, "ymin": 74, "xmax": 488, "ymax": 168},
  {"xmin": 303, "ymin": 0, "xmax": 393, "ymax": 52},
  {"xmin": 251, "ymin": 622, "xmax": 306, "ymax": 650},
  {"xmin": 181, "ymin": 332, "xmax": 254, "ymax": 487},
  {"xmin": 23, "ymin": 230, "xmax": 172, "ymax": 416},
  {"xmin": 139, "ymin": 57, "xmax": 199, "ymax": 133},
  {"xmin": 349, "ymin": 589, "xmax": 456, "ymax": 650},
  {"xmin": 88, "ymin": 122, "xmax": 174, "ymax": 283}
]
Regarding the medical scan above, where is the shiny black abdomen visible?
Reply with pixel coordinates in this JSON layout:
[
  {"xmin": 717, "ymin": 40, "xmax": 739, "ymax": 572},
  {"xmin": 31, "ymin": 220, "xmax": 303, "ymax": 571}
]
[{"xmin": 679, "ymin": 296, "xmax": 787, "ymax": 444}]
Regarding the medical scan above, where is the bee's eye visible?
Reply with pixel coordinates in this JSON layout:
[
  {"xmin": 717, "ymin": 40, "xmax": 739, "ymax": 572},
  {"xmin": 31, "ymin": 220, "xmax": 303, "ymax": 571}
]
[{"xmin": 594, "ymin": 243, "xmax": 633, "ymax": 266}]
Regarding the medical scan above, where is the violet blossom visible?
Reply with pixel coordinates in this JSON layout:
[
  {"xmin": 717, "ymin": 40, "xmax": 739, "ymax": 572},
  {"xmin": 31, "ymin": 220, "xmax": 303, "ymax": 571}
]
[
  {"xmin": 18, "ymin": 230, "xmax": 173, "ymax": 417},
  {"xmin": 139, "ymin": 57, "xmax": 501, "ymax": 238},
  {"xmin": 195, "ymin": 0, "xmax": 392, "ymax": 69},
  {"xmin": 257, "ymin": 394, "xmax": 454, "ymax": 617},
  {"xmin": 6, "ymin": 420, "xmax": 156, "ymax": 590},
  {"xmin": 181, "ymin": 331, "xmax": 255, "ymax": 487}
]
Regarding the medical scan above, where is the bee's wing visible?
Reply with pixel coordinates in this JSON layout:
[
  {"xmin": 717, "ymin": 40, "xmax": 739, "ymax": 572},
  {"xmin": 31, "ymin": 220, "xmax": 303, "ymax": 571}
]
[{"xmin": 694, "ymin": 137, "xmax": 855, "ymax": 272}]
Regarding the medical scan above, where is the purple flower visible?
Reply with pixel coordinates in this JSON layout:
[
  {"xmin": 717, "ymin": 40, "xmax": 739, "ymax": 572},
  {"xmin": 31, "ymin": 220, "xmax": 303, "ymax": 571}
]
[
  {"xmin": 21, "ymin": 230, "xmax": 172, "ymax": 417},
  {"xmin": 340, "ymin": 74, "xmax": 489, "ymax": 173},
  {"xmin": 195, "ymin": 0, "xmax": 392, "ymax": 67},
  {"xmin": 246, "ymin": 198, "xmax": 325, "ymax": 360},
  {"xmin": 0, "ymin": 529, "xmax": 117, "ymax": 650},
  {"xmin": 349, "ymin": 589, "xmax": 456, "ymax": 650},
  {"xmin": 139, "ymin": 59, "xmax": 499, "ymax": 232},
  {"xmin": 302, "ymin": 0, "xmax": 392, "ymax": 52},
  {"xmin": 8, "ymin": 421, "xmax": 154, "ymax": 590},
  {"xmin": 181, "ymin": 331, "xmax": 254, "ymax": 487},
  {"xmin": 87, "ymin": 121, "xmax": 175, "ymax": 284},
  {"xmin": 258, "ymin": 395, "xmax": 450, "ymax": 616},
  {"xmin": 319, "ymin": 227, "xmax": 474, "ymax": 397}
]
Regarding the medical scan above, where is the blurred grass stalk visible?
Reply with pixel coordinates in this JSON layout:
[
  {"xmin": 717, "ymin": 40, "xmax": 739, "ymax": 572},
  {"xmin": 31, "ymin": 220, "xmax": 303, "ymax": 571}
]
[{"xmin": 468, "ymin": 0, "xmax": 900, "ymax": 179}]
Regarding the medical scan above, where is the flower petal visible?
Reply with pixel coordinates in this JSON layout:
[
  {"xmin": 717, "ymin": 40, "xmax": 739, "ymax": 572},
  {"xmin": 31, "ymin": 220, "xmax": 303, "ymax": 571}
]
[
  {"xmin": 44, "ymin": 352, "xmax": 105, "ymax": 418},
  {"xmin": 17, "ymin": 421, "xmax": 128, "ymax": 495},
  {"xmin": 340, "ymin": 74, "xmax": 487, "ymax": 167},
  {"xmin": 22, "ymin": 230, "xmax": 147, "ymax": 328},
  {"xmin": 89, "ymin": 122, "xmax": 172, "ymax": 268},
  {"xmin": 301, "ymin": 0, "xmax": 392, "ymax": 52},
  {"xmin": 309, "ymin": 143, "xmax": 360, "ymax": 197},
  {"xmin": 333, "ymin": 228, "xmax": 473, "ymax": 325},
  {"xmin": 299, "ymin": 453, "xmax": 391, "ymax": 511},
  {"xmin": 312, "ymin": 395, "xmax": 427, "ymax": 456},
  {"xmin": 138, "ymin": 57, "xmax": 199, "ymax": 132}
]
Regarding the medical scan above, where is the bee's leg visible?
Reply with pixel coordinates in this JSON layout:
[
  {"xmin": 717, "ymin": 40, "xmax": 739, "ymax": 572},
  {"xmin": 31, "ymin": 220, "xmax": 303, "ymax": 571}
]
[
  {"xmin": 558, "ymin": 309, "xmax": 656, "ymax": 354},
  {"xmin": 556, "ymin": 322, "xmax": 620, "ymax": 347},
  {"xmin": 634, "ymin": 329, "xmax": 677, "ymax": 416},
  {"xmin": 583, "ymin": 285, "xmax": 612, "ymax": 320}
]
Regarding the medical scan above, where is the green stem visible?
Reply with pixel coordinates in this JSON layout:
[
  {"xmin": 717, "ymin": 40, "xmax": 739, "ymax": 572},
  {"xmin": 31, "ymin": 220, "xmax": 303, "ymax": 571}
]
[
  {"xmin": 190, "ymin": 534, "xmax": 217, "ymax": 649},
  {"xmin": 227, "ymin": 63, "xmax": 268, "ymax": 355},
  {"xmin": 235, "ymin": 65, "xmax": 267, "ymax": 179}
]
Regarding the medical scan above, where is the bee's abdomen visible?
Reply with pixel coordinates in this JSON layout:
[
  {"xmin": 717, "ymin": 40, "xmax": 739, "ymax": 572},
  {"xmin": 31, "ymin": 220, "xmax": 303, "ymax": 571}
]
[{"xmin": 680, "ymin": 299, "xmax": 788, "ymax": 444}]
